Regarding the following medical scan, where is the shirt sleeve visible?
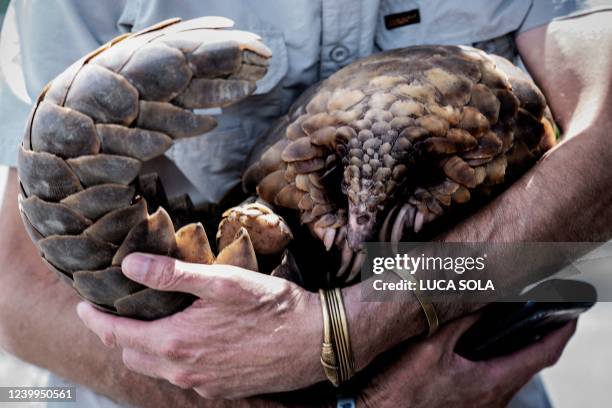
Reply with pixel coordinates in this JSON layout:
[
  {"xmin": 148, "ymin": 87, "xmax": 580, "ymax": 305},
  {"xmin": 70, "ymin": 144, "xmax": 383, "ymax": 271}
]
[
  {"xmin": 518, "ymin": 0, "xmax": 612, "ymax": 33},
  {"xmin": 0, "ymin": 0, "xmax": 131, "ymax": 167}
]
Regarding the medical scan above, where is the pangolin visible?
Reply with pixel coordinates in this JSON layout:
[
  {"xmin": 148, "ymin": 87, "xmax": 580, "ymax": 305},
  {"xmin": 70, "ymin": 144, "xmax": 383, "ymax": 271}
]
[{"xmin": 244, "ymin": 45, "xmax": 555, "ymax": 283}]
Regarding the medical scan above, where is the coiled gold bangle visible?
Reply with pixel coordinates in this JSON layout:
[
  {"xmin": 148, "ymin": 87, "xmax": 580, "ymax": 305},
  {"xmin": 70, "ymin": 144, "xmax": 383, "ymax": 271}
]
[
  {"xmin": 319, "ymin": 288, "xmax": 355, "ymax": 386},
  {"xmin": 394, "ymin": 268, "xmax": 439, "ymax": 337}
]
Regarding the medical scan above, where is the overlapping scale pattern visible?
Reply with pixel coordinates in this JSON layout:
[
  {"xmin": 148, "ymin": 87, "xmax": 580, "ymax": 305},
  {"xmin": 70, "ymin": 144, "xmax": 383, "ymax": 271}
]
[
  {"xmin": 17, "ymin": 17, "xmax": 279, "ymax": 319},
  {"xmin": 245, "ymin": 45, "xmax": 556, "ymax": 283}
]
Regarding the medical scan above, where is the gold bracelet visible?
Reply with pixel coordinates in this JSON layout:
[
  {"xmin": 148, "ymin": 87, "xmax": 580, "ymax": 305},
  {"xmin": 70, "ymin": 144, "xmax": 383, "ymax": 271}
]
[
  {"xmin": 319, "ymin": 288, "xmax": 355, "ymax": 386},
  {"xmin": 328, "ymin": 288, "xmax": 355, "ymax": 382},
  {"xmin": 393, "ymin": 268, "xmax": 439, "ymax": 337},
  {"xmin": 319, "ymin": 289, "xmax": 340, "ymax": 386}
]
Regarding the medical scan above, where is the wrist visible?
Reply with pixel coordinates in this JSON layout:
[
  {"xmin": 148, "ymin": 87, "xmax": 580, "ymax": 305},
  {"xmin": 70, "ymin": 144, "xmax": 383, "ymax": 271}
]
[
  {"xmin": 291, "ymin": 287, "xmax": 326, "ymax": 385},
  {"xmin": 343, "ymin": 282, "xmax": 426, "ymax": 372}
]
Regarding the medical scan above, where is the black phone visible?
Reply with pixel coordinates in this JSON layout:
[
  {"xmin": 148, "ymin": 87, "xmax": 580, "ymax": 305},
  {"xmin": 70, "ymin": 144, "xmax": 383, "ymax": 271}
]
[{"xmin": 454, "ymin": 279, "xmax": 597, "ymax": 361}]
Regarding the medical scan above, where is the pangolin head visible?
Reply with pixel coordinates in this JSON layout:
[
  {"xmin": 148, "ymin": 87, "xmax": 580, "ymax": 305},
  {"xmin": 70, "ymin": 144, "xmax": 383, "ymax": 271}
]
[{"xmin": 342, "ymin": 109, "xmax": 413, "ymax": 251}]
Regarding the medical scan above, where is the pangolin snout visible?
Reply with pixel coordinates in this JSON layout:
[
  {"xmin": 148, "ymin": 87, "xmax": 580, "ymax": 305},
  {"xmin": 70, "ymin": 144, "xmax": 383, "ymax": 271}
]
[{"xmin": 347, "ymin": 203, "xmax": 378, "ymax": 251}]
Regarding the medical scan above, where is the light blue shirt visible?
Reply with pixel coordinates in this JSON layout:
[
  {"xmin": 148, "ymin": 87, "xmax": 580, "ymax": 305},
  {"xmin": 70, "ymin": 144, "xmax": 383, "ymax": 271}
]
[{"xmin": 2, "ymin": 0, "xmax": 610, "ymax": 204}]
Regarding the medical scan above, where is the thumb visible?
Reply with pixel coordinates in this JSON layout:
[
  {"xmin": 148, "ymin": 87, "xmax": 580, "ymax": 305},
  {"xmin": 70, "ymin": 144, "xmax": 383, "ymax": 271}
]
[{"xmin": 122, "ymin": 253, "xmax": 209, "ymax": 296}]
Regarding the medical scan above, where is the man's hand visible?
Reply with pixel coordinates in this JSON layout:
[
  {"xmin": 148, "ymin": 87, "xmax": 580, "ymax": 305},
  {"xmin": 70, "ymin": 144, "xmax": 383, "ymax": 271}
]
[
  {"xmin": 358, "ymin": 315, "xmax": 577, "ymax": 407},
  {"xmin": 77, "ymin": 253, "xmax": 325, "ymax": 399}
]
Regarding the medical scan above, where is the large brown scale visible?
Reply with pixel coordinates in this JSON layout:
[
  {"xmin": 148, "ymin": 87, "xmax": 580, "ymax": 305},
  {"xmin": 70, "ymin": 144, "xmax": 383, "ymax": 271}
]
[{"xmin": 17, "ymin": 18, "xmax": 555, "ymax": 319}]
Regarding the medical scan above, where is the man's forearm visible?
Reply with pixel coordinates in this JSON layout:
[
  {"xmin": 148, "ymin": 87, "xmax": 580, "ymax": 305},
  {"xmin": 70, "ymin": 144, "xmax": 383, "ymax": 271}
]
[{"xmin": 346, "ymin": 11, "xmax": 612, "ymax": 370}]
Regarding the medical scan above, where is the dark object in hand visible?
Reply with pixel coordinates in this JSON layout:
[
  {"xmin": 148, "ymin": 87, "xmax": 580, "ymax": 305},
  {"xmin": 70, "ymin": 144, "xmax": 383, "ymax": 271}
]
[{"xmin": 455, "ymin": 279, "xmax": 596, "ymax": 361}]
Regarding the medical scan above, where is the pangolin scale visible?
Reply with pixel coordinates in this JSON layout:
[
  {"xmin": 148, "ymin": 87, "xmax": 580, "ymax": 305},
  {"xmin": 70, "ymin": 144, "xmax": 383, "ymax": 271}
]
[{"xmin": 244, "ymin": 45, "xmax": 555, "ymax": 282}]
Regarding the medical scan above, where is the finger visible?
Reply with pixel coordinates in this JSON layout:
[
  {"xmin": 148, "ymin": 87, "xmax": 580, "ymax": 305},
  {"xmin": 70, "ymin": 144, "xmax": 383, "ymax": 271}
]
[
  {"xmin": 121, "ymin": 253, "xmax": 211, "ymax": 296},
  {"xmin": 76, "ymin": 301, "xmax": 168, "ymax": 353},
  {"xmin": 122, "ymin": 252, "xmax": 272, "ymax": 300},
  {"xmin": 484, "ymin": 320, "xmax": 578, "ymax": 384}
]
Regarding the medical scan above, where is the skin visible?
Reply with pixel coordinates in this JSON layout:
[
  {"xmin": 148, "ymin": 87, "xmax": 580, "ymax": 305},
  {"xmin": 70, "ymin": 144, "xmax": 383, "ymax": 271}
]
[
  {"xmin": 0, "ymin": 171, "xmax": 202, "ymax": 408},
  {"xmin": 78, "ymin": 255, "xmax": 323, "ymax": 398},
  {"xmin": 0, "ymin": 10, "xmax": 610, "ymax": 406},
  {"xmin": 356, "ymin": 317, "xmax": 577, "ymax": 408}
]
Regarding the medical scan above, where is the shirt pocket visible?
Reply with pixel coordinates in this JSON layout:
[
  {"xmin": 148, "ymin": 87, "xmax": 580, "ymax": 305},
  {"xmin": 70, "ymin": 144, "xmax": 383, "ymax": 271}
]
[
  {"xmin": 376, "ymin": 0, "xmax": 533, "ymax": 50},
  {"xmin": 376, "ymin": 0, "xmax": 423, "ymax": 50}
]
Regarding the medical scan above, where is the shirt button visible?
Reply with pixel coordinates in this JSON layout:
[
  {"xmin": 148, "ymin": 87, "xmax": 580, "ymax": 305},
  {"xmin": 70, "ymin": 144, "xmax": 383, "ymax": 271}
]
[{"xmin": 330, "ymin": 44, "xmax": 350, "ymax": 63}]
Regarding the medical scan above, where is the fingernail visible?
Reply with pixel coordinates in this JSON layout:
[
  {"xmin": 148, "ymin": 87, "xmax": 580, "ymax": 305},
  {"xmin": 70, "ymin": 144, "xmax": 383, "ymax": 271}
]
[
  {"xmin": 76, "ymin": 302, "xmax": 94, "ymax": 331},
  {"xmin": 122, "ymin": 253, "xmax": 154, "ymax": 281},
  {"xmin": 76, "ymin": 302, "xmax": 89, "ymax": 322}
]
